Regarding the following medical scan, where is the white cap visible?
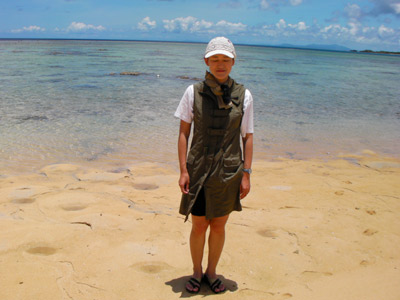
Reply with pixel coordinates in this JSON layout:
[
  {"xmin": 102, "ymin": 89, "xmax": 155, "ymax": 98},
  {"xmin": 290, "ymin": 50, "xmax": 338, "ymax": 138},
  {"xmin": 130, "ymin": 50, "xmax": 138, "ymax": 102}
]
[{"xmin": 204, "ymin": 37, "xmax": 236, "ymax": 59}]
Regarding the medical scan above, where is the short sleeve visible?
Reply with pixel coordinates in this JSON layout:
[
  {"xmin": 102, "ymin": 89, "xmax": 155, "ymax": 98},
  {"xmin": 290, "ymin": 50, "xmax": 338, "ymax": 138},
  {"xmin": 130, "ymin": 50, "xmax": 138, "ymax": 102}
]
[
  {"xmin": 174, "ymin": 85, "xmax": 194, "ymax": 124},
  {"xmin": 241, "ymin": 89, "xmax": 254, "ymax": 137}
]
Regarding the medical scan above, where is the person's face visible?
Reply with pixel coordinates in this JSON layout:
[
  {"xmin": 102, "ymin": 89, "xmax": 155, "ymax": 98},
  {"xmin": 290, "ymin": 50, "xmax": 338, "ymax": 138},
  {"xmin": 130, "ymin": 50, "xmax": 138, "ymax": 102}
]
[{"xmin": 204, "ymin": 54, "xmax": 235, "ymax": 84}]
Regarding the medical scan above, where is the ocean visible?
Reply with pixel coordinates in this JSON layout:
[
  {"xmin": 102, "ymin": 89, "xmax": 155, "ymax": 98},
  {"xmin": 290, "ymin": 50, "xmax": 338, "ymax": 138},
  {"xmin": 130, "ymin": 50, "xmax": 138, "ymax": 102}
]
[{"xmin": 0, "ymin": 39, "xmax": 399, "ymax": 174}]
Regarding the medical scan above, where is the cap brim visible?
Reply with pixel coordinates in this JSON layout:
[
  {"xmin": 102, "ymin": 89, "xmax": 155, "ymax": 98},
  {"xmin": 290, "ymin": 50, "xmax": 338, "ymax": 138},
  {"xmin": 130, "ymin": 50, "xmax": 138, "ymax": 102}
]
[{"xmin": 204, "ymin": 50, "xmax": 235, "ymax": 59}]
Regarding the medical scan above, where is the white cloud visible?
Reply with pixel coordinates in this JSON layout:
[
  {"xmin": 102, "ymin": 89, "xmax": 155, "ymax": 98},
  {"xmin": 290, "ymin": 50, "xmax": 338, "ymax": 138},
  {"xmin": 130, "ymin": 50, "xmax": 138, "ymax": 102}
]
[
  {"xmin": 348, "ymin": 22, "xmax": 359, "ymax": 35},
  {"xmin": 67, "ymin": 22, "xmax": 105, "ymax": 32},
  {"xmin": 259, "ymin": 24, "xmax": 278, "ymax": 37},
  {"xmin": 295, "ymin": 21, "xmax": 308, "ymax": 30},
  {"xmin": 318, "ymin": 21, "xmax": 399, "ymax": 48},
  {"xmin": 369, "ymin": 0, "xmax": 400, "ymax": 16},
  {"xmin": 257, "ymin": 15, "xmax": 399, "ymax": 49},
  {"xmin": 258, "ymin": 19, "xmax": 311, "ymax": 39},
  {"xmin": 192, "ymin": 19, "xmax": 214, "ymax": 32},
  {"xmin": 138, "ymin": 17, "xmax": 157, "ymax": 31},
  {"xmin": 378, "ymin": 24, "xmax": 395, "ymax": 36},
  {"xmin": 11, "ymin": 25, "xmax": 45, "ymax": 33},
  {"xmin": 163, "ymin": 16, "xmax": 246, "ymax": 34},
  {"xmin": 390, "ymin": 3, "xmax": 400, "ymax": 14},
  {"xmin": 321, "ymin": 24, "xmax": 342, "ymax": 34},
  {"xmin": 276, "ymin": 19, "xmax": 286, "ymax": 29},
  {"xmin": 275, "ymin": 19, "xmax": 308, "ymax": 31},
  {"xmin": 163, "ymin": 16, "xmax": 196, "ymax": 32},
  {"xmin": 215, "ymin": 20, "xmax": 247, "ymax": 33}
]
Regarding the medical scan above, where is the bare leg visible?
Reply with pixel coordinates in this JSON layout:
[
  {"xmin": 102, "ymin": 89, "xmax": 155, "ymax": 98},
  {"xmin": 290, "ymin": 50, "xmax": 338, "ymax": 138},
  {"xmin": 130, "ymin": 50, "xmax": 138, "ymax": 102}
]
[
  {"xmin": 187, "ymin": 215, "xmax": 209, "ymax": 292},
  {"xmin": 205, "ymin": 214, "xmax": 229, "ymax": 292}
]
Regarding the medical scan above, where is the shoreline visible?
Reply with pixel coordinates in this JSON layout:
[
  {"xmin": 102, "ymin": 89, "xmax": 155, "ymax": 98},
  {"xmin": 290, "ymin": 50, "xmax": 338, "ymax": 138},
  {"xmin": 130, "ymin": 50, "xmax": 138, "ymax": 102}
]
[
  {"xmin": 1, "ymin": 151, "xmax": 399, "ymax": 299},
  {"xmin": 1, "ymin": 148, "xmax": 399, "ymax": 178}
]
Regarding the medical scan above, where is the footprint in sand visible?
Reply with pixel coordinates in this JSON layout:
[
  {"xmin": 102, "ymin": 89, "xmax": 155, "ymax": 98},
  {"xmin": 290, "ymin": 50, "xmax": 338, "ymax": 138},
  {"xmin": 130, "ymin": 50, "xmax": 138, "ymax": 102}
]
[
  {"xmin": 26, "ymin": 246, "xmax": 57, "ymax": 256},
  {"xmin": 334, "ymin": 191, "xmax": 344, "ymax": 196},
  {"xmin": 133, "ymin": 183, "xmax": 159, "ymax": 190},
  {"xmin": 363, "ymin": 229, "xmax": 378, "ymax": 236},
  {"xmin": 360, "ymin": 259, "xmax": 376, "ymax": 266},
  {"xmin": 131, "ymin": 261, "xmax": 172, "ymax": 274},
  {"xmin": 301, "ymin": 270, "xmax": 333, "ymax": 279},
  {"xmin": 366, "ymin": 210, "xmax": 376, "ymax": 215},
  {"xmin": 62, "ymin": 204, "xmax": 88, "ymax": 211},
  {"xmin": 257, "ymin": 229, "xmax": 278, "ymax": 238},
  {"xmin": 12, "ymin": 198, "xmax": 35, "ymax": 204},
  {"xmin": 8, "ymin": 186, "xmax": 47, "ymax": 204}
]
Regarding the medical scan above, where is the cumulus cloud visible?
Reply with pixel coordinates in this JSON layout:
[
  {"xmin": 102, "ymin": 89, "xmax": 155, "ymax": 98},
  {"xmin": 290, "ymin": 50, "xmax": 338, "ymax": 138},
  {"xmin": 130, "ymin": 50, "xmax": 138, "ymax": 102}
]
[
  {"xmin": 215, "ymin": 20, "xmax": 247, "ymax": 33},
  {"xmin": 378, "ymin": 24, "xmax": 395, "ymax": 36},
  {"xmin": 340, "ymin": 0, "xmax": 400, "ymax": 21},
  {"xmin": 295, "ymin": 21, "xmax": 308, "ymax": 30},
  {"xmin": 369, "ymin": 0, "xmax": 400, "ymax": 16},
  {"xmin": 321, "ymin": 22, "xmax": 359, "ymax": 36},
  {"xmin": 258, "ymin": 19, "xmax": 311, "ymax": 39},
  {"xmin": 11, "ymin": 25, "xmax": 45, "ymax": 33},
  {"xmin": 258, "ymin": 16, "xmax": 399, "ymax": 49},
  {"xmin": 392, "ymin": 3, "xmax": 400, "ymax": 14},
  {"xmin": 320, "ymin": 21, "xmax": 399, "ymax": 47},
  {"xmin": 276, "ymin": 19, "xmax": 286, "ymax": 29},
  {"xmin": 163, "ymin": 16, "xmax": 246, "ymax": 34},
  {"xmin": 276, "ymin": 19, "xmax": 308, "ymax": 31},
  {"xmin": 163, "ymin": 16, "xmax": 197, "ymax": 32},
  {"xmin": 138, "ymin": 17, "xmax": 157, "ymax": 31},
  {"xmin": 66, "ymin": 22, "xmax": 105, "ymax": 32}
]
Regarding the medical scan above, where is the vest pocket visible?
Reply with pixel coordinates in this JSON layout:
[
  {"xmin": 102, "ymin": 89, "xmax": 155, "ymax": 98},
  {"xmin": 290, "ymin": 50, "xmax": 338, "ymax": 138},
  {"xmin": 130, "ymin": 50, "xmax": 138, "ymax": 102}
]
[
  {"xmin": 213, "ymin": 157, "xmax": 242, "ymax": 184},
  {"xmin": 223, "ymin": 158, "xmax": 242, "ymax": 176}
]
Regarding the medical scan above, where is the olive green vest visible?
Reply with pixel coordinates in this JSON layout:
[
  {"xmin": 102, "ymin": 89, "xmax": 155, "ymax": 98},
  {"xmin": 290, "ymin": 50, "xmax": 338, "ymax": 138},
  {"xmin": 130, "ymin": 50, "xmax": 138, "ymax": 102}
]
[{"xmin": 179, "ymin": 80, "xmax": 246, "ymax": 221}]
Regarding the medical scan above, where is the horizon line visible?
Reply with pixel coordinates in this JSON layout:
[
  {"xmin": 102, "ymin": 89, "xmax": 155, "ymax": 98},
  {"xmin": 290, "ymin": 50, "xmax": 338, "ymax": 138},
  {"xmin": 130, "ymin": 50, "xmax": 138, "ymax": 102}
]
[
  {"xmin": 0, "ymin": 37, "xmax": 352, "ymax": 52},
  {"xmin": 2, "ymin": 37, "xmax": 398, "ymax": 54}
]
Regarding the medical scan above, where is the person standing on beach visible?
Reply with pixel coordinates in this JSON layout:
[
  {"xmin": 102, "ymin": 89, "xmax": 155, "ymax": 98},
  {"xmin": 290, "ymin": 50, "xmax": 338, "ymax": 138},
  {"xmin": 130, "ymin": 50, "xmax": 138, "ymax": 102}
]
[{"xmin": 175, "ymin": 37, "xmax": 254, "ymax": 294}]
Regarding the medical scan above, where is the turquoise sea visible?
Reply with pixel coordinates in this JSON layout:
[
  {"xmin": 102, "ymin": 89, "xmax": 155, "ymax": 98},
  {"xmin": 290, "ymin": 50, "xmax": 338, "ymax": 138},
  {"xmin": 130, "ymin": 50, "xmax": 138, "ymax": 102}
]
[{"xmin": 0, "ymin": 39, "xmax": 399, "ymax": 174}]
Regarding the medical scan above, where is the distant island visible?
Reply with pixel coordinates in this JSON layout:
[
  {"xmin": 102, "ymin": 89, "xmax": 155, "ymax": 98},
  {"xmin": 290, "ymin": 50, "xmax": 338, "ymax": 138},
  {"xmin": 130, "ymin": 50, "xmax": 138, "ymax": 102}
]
[
  {"xmin": 350, "ymin": 49, "xmax": 400, "ymax": 55},
  {"xmin": 276, "ymin": 43, "xmax": 400, "ymax": 55},
  {"xmin": 277, "ymin": 43, "xmax": 351, "ymax": 52}
]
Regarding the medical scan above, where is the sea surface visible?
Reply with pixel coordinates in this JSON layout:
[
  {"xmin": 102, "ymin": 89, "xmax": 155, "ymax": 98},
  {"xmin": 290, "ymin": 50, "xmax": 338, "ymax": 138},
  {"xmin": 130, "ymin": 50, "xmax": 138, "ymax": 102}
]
[{"xmin": 0, "ymin": 39, "xmax": 399, "ymax": 174}]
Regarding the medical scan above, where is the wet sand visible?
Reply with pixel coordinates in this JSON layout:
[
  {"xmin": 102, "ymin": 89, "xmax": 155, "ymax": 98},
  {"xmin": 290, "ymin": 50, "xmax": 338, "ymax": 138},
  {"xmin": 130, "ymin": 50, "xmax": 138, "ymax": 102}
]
[{"xmin": 0, "ymin": 151, "xmax": 399, "ymax": 299}]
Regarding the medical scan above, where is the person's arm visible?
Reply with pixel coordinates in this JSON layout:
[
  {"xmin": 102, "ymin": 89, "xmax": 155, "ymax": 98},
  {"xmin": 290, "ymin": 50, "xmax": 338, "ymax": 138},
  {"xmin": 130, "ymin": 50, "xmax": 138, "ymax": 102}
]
[
  {"xmin": 178, "ymin": 120, "xmax": 192, "ymax": 194},
  {"xmin": 240, "ymin": 133, "xmax": 253, "ymax": 199}
]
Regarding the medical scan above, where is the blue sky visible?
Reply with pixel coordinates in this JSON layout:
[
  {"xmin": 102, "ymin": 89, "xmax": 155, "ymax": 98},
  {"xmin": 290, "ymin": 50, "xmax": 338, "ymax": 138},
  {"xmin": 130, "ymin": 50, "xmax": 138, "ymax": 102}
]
[{"xmin": 1, "ymin": 0, "xmax": 400, "ymax": 51}]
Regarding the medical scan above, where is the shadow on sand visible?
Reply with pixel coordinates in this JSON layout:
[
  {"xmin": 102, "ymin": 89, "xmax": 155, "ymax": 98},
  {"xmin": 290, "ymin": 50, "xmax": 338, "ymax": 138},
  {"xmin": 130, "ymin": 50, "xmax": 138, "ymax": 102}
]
[{"xmin": 165, "ymin": 275, "xmax": 238, "ymax": 297}]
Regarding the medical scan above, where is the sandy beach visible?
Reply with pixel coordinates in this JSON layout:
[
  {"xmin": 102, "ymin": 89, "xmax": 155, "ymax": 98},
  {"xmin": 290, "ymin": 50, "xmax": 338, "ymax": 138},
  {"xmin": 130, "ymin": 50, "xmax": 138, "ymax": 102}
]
[{"xmin": 1, "ymin": 151, "xmax": 399, "ymax": 300}]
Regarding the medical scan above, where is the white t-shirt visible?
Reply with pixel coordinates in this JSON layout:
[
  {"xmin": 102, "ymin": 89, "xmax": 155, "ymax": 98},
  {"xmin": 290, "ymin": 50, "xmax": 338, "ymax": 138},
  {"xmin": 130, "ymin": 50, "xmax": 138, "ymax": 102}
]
[{"xmin": 174, "ymin": 85, "xmax": 254, "ymax": 137}]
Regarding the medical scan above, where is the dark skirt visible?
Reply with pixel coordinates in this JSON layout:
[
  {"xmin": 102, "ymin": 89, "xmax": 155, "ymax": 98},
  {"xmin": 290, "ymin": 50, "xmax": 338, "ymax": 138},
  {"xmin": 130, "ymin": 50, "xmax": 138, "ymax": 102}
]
[{"xmin": 191, "ymin": 188, "xmax": 205, "ymax": 216}]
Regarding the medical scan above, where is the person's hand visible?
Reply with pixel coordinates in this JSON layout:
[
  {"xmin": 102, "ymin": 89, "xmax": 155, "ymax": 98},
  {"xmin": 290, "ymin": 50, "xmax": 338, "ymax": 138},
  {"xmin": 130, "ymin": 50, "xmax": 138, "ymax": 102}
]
[
  {"xmin": 240, "ymin": 173, "xmax": 250, "ymax": 199},
  {"xmin": 179, "ymin": 171, "xmax": 190, "ymax": 194}
]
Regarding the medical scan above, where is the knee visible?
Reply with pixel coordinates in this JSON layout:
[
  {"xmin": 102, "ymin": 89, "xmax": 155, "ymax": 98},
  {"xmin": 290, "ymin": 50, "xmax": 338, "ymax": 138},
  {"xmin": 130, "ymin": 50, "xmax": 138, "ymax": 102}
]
[
  {"xmin": 209, "ymin": 222, "xmax": 226, "ymax": 235},
  {"xmin": 191, "ymin": 222, "xmax": 209, "ymax": 236}
]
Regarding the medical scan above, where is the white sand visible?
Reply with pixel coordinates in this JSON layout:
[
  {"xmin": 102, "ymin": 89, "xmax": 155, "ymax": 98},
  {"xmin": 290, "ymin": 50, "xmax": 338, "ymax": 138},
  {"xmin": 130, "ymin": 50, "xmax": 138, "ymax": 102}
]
[{"xmin": 1, "ymin": 153, "xmax": 399, "ymax": 299}]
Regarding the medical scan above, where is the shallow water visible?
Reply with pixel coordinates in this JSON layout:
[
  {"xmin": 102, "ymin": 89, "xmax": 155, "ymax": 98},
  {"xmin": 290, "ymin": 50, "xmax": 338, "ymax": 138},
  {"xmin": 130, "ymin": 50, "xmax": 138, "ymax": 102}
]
[{"xmin": 0, "ymin": 40, "xmax": 399, "ymax": 174}]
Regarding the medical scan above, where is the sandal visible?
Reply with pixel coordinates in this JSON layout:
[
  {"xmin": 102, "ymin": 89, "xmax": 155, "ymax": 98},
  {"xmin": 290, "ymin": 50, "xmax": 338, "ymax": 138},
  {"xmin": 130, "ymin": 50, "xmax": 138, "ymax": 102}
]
[
  {"xmin": 204, "ymin": 274, "xmax": 226, "ymax": 294},
  {"xmin": 185, "ymin": 277, "xmax": 201, "ymax": 294}
]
